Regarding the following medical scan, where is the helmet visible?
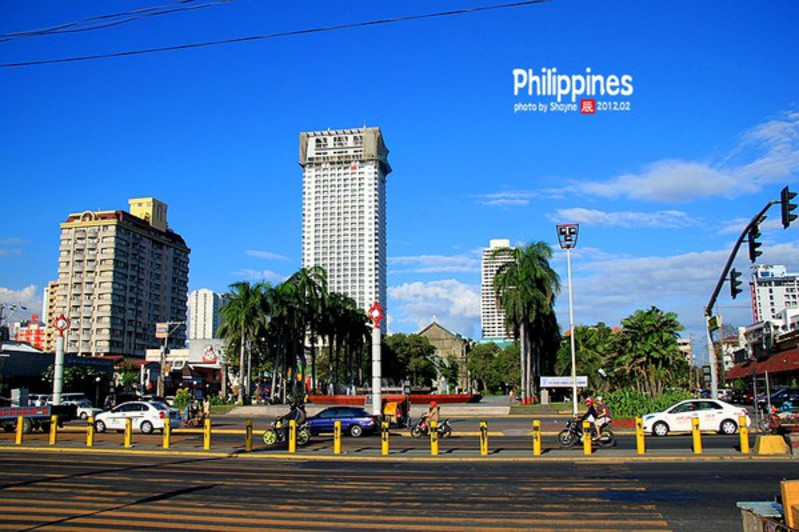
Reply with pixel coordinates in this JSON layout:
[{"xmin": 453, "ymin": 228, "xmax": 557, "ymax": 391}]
[
  {"xmin": 584, "ymin": 398, "xmax": 594, "ymax": 406},
  {"xmin": 596, "ymin": 396, "xmax": 603, "ymax": 402},
  {"xmin": 429, "ymin": 401, "xmax": 438, "ymax": 408}
]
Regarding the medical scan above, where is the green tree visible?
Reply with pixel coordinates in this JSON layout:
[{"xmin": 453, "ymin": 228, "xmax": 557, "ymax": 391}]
[
  {"xmin": 493, "ymin": 242, "xmax": 561, "ymax": 403},
  {"xmin": 555, "ymin": 323, "xmax": 615, "ymax": 392},
  {"xmin": 218, "ymin": 281, "xmax": 268, "ymax": 403},
  {"xmin": 467, "ymin": 342, "xmax": 501, "ymax": 392},
  {"xmin": 610, "ymin": 307, "xmax": 688, "ymax": 396},
  {"xmin": 383, "ymin": 333, "xmax": 436, "ymax": 387}
]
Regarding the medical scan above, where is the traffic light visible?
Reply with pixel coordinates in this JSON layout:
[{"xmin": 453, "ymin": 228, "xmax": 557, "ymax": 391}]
[
  {"xmin": 747, "ymin": 225, "xmax": 762, "ymax": 263},
  {"xmin": 729, "ymin": 268, "xmax": 743, "ymax": 299},
  {"xmin": 781, "ymin": 186, "xmax": 797, "ymax": 228}
]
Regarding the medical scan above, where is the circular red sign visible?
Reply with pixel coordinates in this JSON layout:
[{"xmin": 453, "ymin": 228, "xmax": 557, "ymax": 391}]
[
  {"xmin": 368, "ymin": 302, "xmax": 384, "ymax": 327},
  {"xmin": 53, "ymin": 314, "xmax": 70, "ymax": 333}
]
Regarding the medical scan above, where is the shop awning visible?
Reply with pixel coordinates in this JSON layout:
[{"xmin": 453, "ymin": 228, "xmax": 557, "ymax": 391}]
[{"xmin": 725, "ymin": 349, "xmax": 799, "ymax": 380}]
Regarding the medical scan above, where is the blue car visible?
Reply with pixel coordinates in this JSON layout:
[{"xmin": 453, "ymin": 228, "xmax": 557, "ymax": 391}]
[{"xmin": 306, "ymin": 407, "xmax": 378, "ymax": 437}]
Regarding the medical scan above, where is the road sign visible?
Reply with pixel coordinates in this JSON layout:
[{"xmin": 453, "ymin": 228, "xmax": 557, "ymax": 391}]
[
  {"xmin": 707, "ymin": 315, "xmax": 722, "ymax": 332},
  {"xmin": 540, "ymin": 376, "xmax": 588, "ymax": 388},
  {"xmin": 155, "ymin": 322, "xmax": 169, "ymax": 339}
]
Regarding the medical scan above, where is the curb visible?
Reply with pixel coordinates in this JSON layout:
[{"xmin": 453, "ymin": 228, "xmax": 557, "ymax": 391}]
[{"xmin": 0, "ymin": 445, "xmax": 792, "ymax": 463}]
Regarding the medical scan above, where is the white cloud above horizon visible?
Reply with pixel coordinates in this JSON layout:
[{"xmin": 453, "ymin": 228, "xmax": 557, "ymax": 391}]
[
  {"xmin": 245, "ymin": 250, "xmax": 289, "ymax": 261},
  {"xmin": 388, "ymin": 279, "xmax": 480, "ymax": 337},
  {"xmin": 233, "ymin": 269, "xmax": 287, "ymax": 285},
  {"xmin": 550, "ymin": 207, "xmax": 701, "ymax": 229},
  {"xmin": 481, "ymin": 110, "xmax": 799, "ymax": 206},
  {"xmin": 389, "ymin": 254, "xmax": 480, "ymax": 274},
  {"xmin": 0, "ymin": 285, "xmax": 41, "ymax": 319}
]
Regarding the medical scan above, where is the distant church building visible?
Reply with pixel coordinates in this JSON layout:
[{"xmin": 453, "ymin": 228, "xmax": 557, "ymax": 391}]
[{"xmin": 418, "ymin": 320, "xmax": 472, "ymax": 391}]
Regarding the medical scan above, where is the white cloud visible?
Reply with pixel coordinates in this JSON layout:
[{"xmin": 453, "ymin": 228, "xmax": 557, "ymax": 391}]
[
  {"xmin": 550, "ymin": 207, "xmax": 701, "ymax": 229},
  {"xmin": 0, "ymin": 238, "xmax": 26, "ymax": 257},
  {"xmin": 475, "ymin": 191, "xmax": 538, "ymax": 207},
  {"xmin": 233, "ymin": 269, "xmax": 287, "ymax": 284},
  {"xmin": 245, "ymin": 250, "xmax": 289, "ymax": 261},
  {"xmin": 389, "ymin": 279, "xmax": 480, "ymax": 337},
  {"xmin": 483, "ymin": 111, "xmax": 799, "ymax": 205},
  {"xmin": 389, "ymin": 254, "xmax": 479, "ymax": 274},
  {"xmin": 718, "ymin": 217, "xmax": 783, "ymax": 236},
  {"xmin": 0, "ymin": 285, "xmax": 41, "ymax": 319}
]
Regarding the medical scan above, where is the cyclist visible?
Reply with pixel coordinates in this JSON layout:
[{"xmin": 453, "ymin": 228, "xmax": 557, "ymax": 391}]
[
  {"xmin": 420, "ymin": 400, "xmax": 440, "ymax": 432},
  {"xmin": 581, "ymin": 397, "xmax": 600, "ymax": 440}
]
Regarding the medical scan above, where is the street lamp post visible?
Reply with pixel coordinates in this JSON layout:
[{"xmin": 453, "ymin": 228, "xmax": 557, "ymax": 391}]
[
  {"xmin": 557, "ymin": 224, "xmax": 580, "ymax": 416},
  {"xmin": 368, "ymin": 302, "xmax": 384, "ymax": 418}
]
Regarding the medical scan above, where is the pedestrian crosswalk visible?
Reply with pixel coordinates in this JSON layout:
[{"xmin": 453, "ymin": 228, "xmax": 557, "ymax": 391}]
[{"xmin": 0, "ymin": 453, "xmax": 671, "ymax": 530}]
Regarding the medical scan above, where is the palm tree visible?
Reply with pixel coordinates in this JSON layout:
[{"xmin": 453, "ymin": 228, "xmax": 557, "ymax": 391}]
[
  {"xmin": 287, "ymin": 266, "xmax": 328, "ymax": 393},
  {"xmin": 611, "ymin": 307, "xmax": 686, "ymax": 396},
  {"xmin": 493, "ymin": 242, "xmax": 561, "ymax": 404},
  {"xmin": 218, "ymin": 281, "xmax": 268, "ymax": 404}
]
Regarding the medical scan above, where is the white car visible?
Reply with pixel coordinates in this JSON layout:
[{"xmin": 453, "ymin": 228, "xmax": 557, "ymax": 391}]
[
  {"xmin": 94, "ymin": 401, "xmax": 182, "ymax": 434},
  {"xmin": 643, "ymin": 399, "xmax": 750, "ymax": 436},
  {"xmin": 46, "ymin": 393, "xmax": 103, "ymax": 420}
]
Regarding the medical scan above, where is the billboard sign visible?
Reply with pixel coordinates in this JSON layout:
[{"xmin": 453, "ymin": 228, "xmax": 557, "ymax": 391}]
[{"xmin": 540, "ymin": 376, "xmax": 588, "ymax": 388}]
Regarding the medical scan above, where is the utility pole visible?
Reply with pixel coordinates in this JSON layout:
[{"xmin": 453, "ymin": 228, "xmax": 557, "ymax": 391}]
[
  {"xmin": 156, "ymin": 321, "xmax": 185, "ymax": 397},
  {"xmin": 368, "ymin": 302, "xmax": 384, "ymax": 418}
]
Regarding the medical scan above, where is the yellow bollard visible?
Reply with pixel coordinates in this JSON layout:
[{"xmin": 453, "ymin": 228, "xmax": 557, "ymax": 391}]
[
  {"xmin": 333, "ymin": 421, "xmax": 342, "ymax": 455},
  {"xmin": 124, "ymin": 418, "xmax": 133, "ymax": 448},
  {"xmin": 430, "ymin": 421, "xmax": 439, "ymax": 456},
  {"xmin": 739, "ymin": 415, "xmax": 750, "ymax": 454},
  {"xmin": 635, "ymin": 417, "xmax": 646, "ymax": 454},
  {"xmin": 87, "ymin": 416, "xmax": 95, "ymax": 447},
  {"xmin": 203, "ymin": 417, "xmax": 212, "ymax": 450},
  {"xmin": 288, "ymin": 419, "xmax": 297, "ymax": 453},
  {"xmin": 582, "ymin": 421, "xmax": 592, "ymax": 455},
  {"xmin": 15, "ymin": 416, "xmax": 24, "ymax": 446},
  {"xmin": 479, "ymin": 420, "xmax": 489, "ymax": 456},
  {"xmin": 245, "ymin": 419, "xmax": 253, "ymax": 452},
  {"xmin": 49, "ymin": 415, "xmax": 58, "ymax": 446},
  {"xmin": 691, "ymin": 417, "xmax": 702, "ymax": 454},
  {"xmin": 163, "ymin": 417, "xmax": 171, "ymax": 449},
  {"xmin": 532, "ymin": 420, "xmax": 542, "ymax": 456},
  {"xmin": 381, "ymin": 421, "xmax": 390, "ymax": 456}
]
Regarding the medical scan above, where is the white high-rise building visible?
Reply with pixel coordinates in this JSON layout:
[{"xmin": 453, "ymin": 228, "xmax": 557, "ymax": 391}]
[
  {"xmin": 481, "ymin": 239, "xmax": 513, "ymax": 341},
  {"xmin": 299, "ymin": 127, "xmax": 391, "ymax": 316},
  {"xmin": 751, "ymin": 265, "xmax": 799, "ymax": 322},
  {"xmin": 188, "ymin": 289, "xmax": 222, "ymax": 340}
]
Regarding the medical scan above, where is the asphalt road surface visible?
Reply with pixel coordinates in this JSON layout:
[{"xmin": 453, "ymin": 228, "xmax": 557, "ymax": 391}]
[{"xmin": 0, "ymin": 451, "xmax": 795, "ymax": 531}]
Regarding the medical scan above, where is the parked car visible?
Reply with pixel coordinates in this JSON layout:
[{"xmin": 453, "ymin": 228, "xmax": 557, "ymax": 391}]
[
  {"xmin": 94, "ymin": 401, "xmax": 182, "ymax": 434},
  {"xmin": 305, "ymin": 407, "xmax": 379, "ymax": 437},
  {"xmin": 45, "ymin": 393, "xmax": 102, "ymax": 420},
  {"xmin": 642, "ymin": 399, "xmax": 750, "ymax": 436},
  {"xmin": 729, "ymin": 389, "xmax": 754, "ymax": 405},
  {"xmin": 757, "ymin": 388, "xmax": 799, "ymax": 412}
]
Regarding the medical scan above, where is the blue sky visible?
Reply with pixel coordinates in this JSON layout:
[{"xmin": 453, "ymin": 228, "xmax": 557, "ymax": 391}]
[{"xmin": 1, "ymin": 1, "xmax": 798, "ymax": 364}]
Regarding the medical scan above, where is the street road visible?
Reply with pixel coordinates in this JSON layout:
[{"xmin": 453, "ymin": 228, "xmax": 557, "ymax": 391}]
[{"xmin": 0, "ymin": 451, "xmax": 794, "ymax": 531}]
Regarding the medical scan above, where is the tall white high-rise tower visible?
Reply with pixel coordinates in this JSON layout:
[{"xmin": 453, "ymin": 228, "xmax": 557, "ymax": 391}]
[
  {"xmin": 188, "ymin": 289, "xmax": 222, "ymax": 340},
  {"xmin": 299, "ymin": 127, "xmax": 391, "ymax": 315},
  {"xmin": 481, "ymin": 239, "xmax": 513, "ymax": 341}
]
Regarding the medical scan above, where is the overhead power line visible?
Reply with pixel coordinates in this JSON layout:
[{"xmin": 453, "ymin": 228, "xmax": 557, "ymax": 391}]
[
  {"xmin": 0, "ymin": 0, "xmax": 550, "ymax": 68},
  {"xmin": 0, "ymin": 0, "xmax": 233, "ymax": 42}
]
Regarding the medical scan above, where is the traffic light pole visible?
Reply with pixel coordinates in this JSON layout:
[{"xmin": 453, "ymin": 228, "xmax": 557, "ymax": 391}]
[{"xmin": 704, "ymin": 201, "xmax": 775, "ymax": 399}]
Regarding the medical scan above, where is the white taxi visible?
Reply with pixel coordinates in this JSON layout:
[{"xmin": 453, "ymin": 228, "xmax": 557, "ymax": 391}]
[
  {"xmin": 94, "ymin": 401, "xmax": 182, "ymax": 434},
  {"xmin": 643, "ymin": 399, "xmax": 750, "ymax": 436}
]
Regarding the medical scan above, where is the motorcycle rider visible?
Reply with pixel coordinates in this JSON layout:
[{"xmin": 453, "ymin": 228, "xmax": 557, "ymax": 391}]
[
  {"xmin": 420, "ymin": 400, "xmax": 440, "ymax": 432},
  {"xmin": 581, "ymin": 397, "xmax": 601, "ymax": 440},
  {"xmin": 594, "ymin": 395, "xmax": 611, "ymax": 438}
]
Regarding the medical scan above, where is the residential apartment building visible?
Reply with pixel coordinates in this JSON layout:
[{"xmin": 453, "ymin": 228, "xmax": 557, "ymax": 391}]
[
  {"xmin": 52, "ymin": 197, "xmax": 190, "ymax": 356},
  {"xmin": 481, "ymin": 239, "xmax": 514, "ymax": 341},
  {"xmin": 299, "ymin": 127, "xmax": 391, "ymax": 317},
  {"xmin": 751, "ymin": 265, "xmax": 799, "ymax": 322},
  {"xmin": 188, "ymin": 289, "xmax": 222, "ymax": 340},
  {"xmin": 13, "ymin": 316, "xmax": 46, "ymax": 351},
  {"xmin": 43, "ymin": 280, "xmax": 59, "ymax": 352}
]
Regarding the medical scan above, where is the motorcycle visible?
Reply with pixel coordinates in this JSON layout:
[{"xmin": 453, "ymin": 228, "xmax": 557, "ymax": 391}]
[
  {"xmin": 410, "ymin": 417, "xmax": 452, "ymax": 439},
  {"xmin": 557, "ymin": 416, "xmax": 616, "ymax": 448},
  {"xmin": 262, "ymin": 416, "xmax": 312, "ymax": 447}
]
